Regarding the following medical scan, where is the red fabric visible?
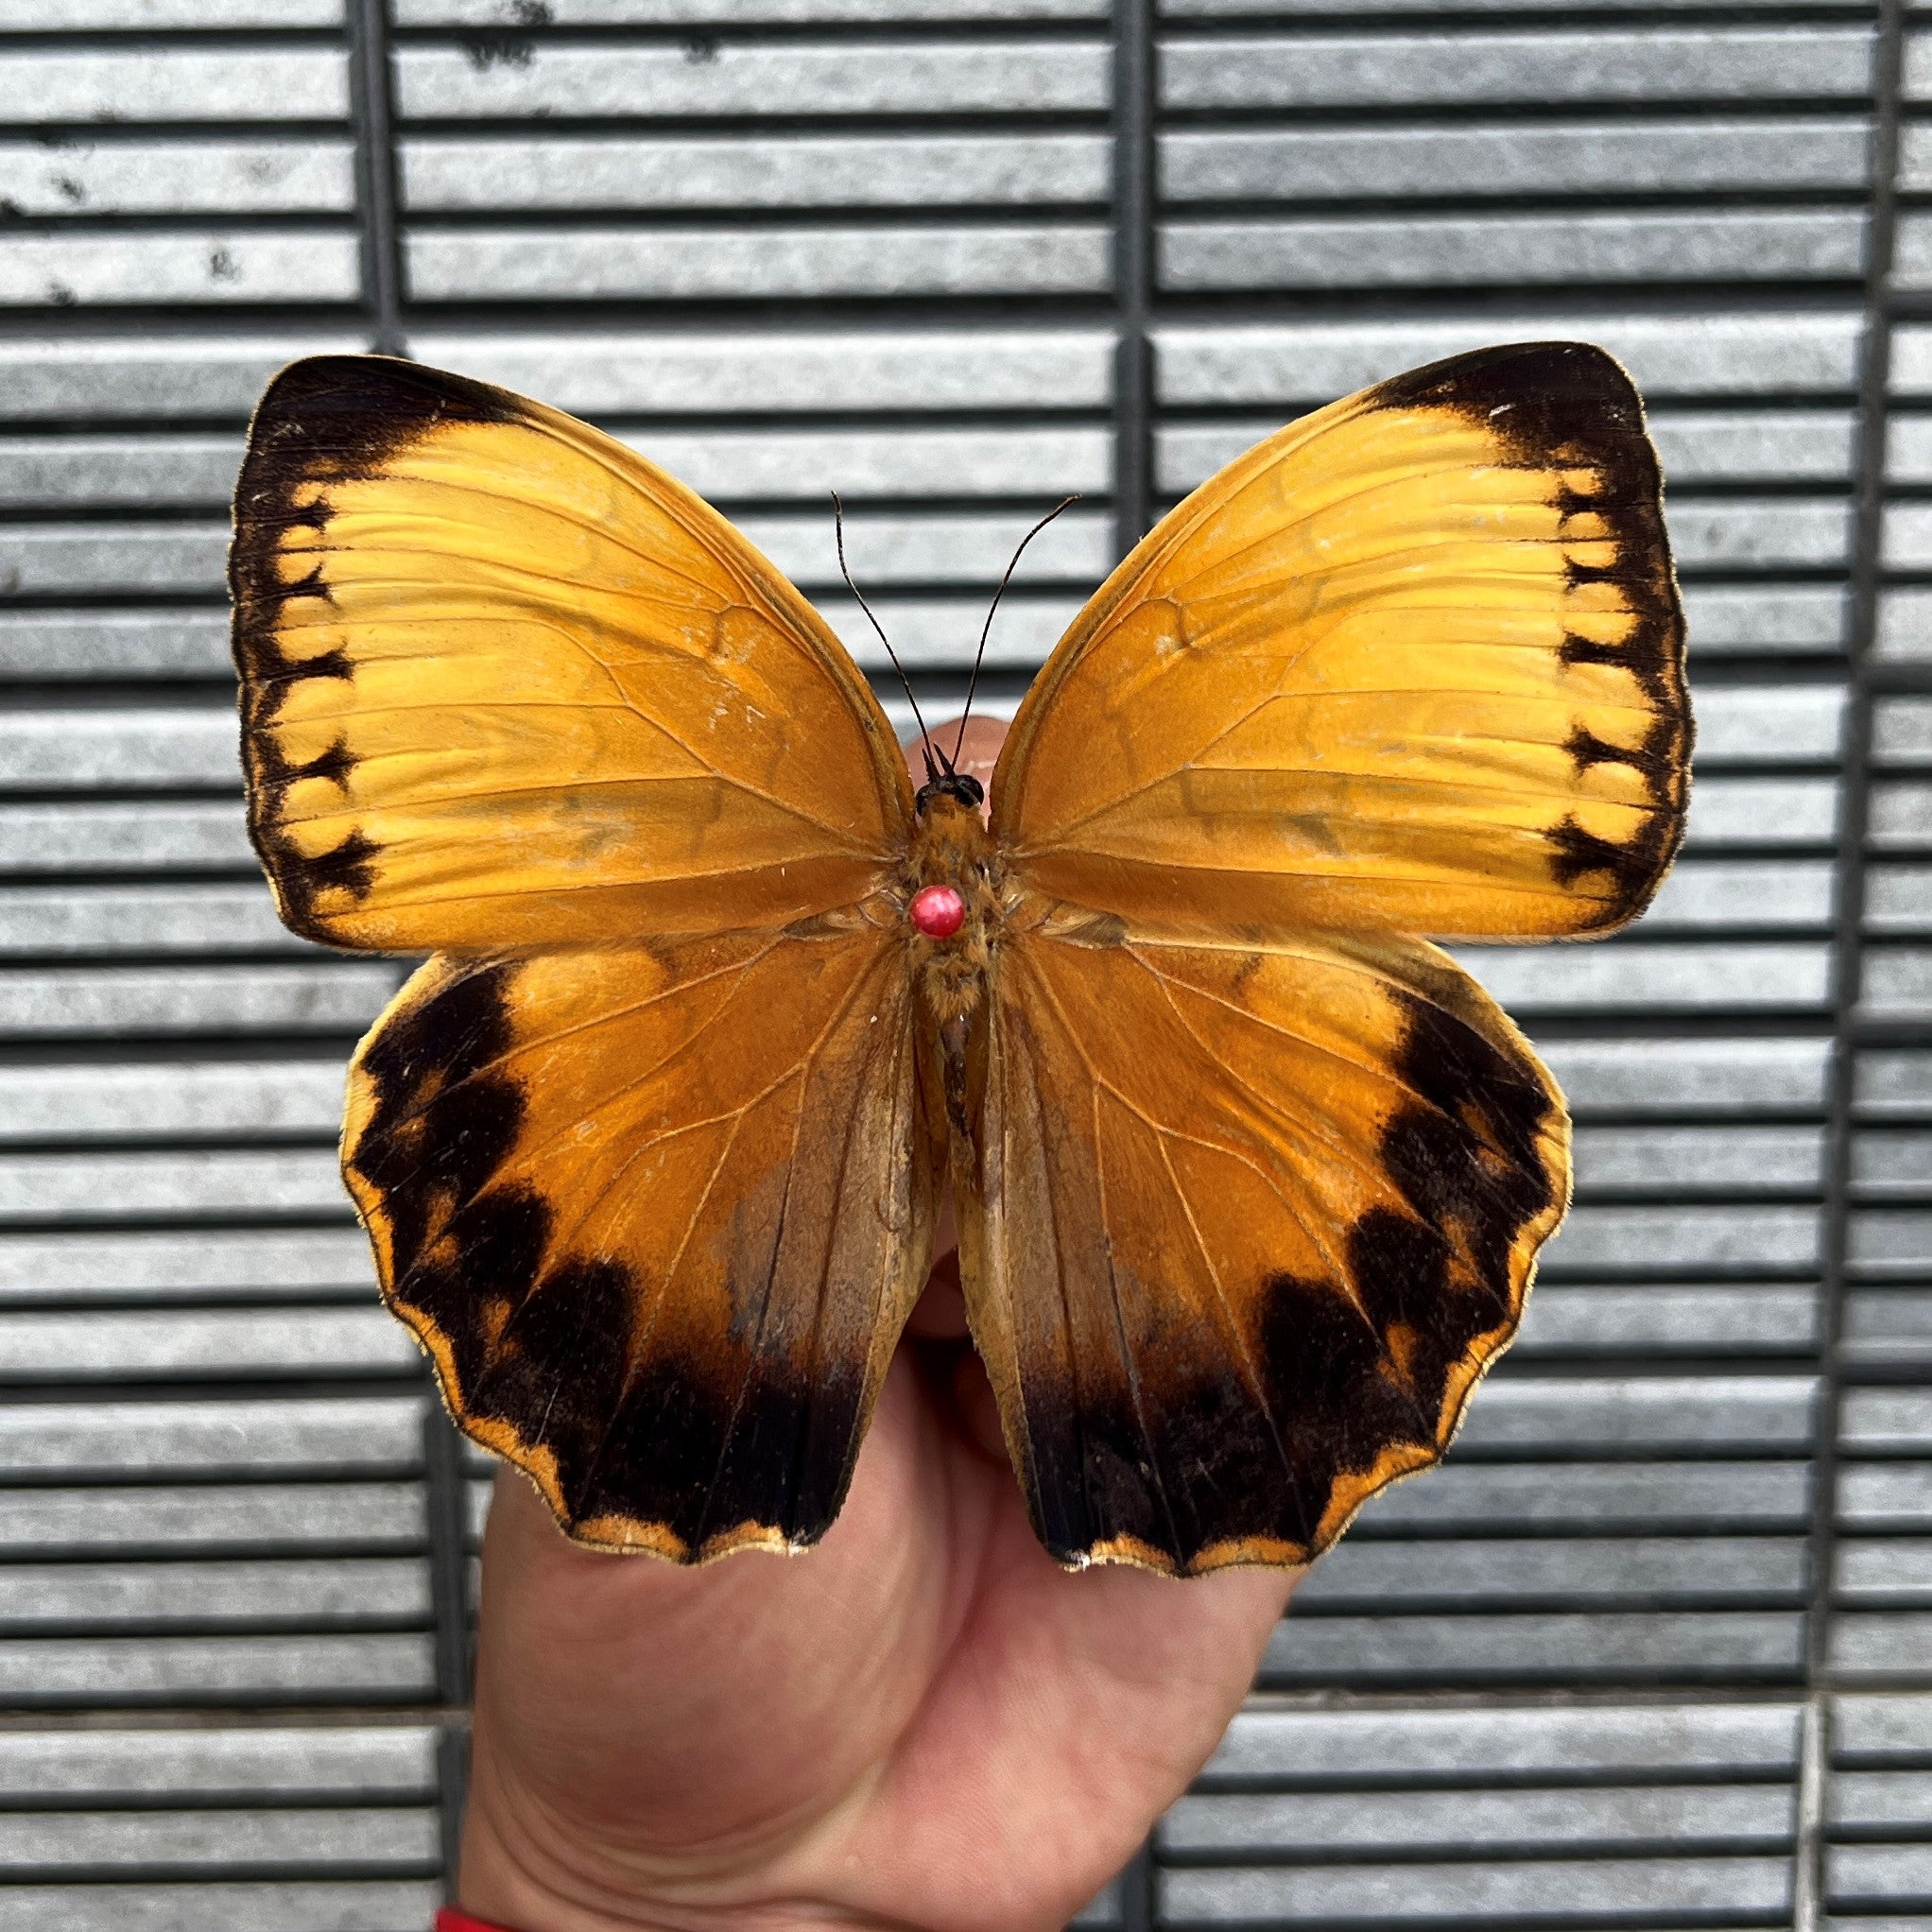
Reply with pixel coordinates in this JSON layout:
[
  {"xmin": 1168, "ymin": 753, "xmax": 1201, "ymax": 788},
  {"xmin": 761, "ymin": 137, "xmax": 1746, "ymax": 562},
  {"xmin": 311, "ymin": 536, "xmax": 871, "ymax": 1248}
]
[{"xmin": 435, "ymin": 1910, "xmax": 518, "ymax": 1932}]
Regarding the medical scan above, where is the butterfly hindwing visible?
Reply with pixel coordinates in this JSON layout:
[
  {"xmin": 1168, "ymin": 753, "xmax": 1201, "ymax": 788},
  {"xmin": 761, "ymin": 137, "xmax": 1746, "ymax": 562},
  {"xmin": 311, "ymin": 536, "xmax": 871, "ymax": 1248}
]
[
  {"xmin": 232, "ymin": 354, "xmax": 911, "ymax": 952},
  {"xmin": 992, "ymin": 342, "xmax": 1689, "ymax": 942},
  {"xmin": 343, "ymin": 919, "xmax": 941, "ymax": 1559},
  {"xmin": 959, "ymin": 907, "xmax": 1569, "ymax": 1576}
]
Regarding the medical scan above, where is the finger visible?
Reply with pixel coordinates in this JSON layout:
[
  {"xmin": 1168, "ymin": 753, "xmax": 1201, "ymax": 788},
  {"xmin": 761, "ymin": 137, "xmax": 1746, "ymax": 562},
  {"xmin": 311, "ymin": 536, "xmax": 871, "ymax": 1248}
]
[
  {"xmin": 951, "ymin": 1349, "xmax": 1009, "ymax": 1464},
  {"xmin": 906, "ymin": 1189, "xmax": 968, "ymax": 1339}
]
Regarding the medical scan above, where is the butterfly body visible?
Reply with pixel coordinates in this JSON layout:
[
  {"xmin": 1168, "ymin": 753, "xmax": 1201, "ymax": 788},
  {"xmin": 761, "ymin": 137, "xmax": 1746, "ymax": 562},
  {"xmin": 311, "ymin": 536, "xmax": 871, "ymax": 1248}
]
[
  {"xmin": 899, "ymin": 785, "xmax": 1002, "ymax": 1144},
  {"xmin": 232, "ymin": 342, "xmax": 1689, "ymax": 1577}
]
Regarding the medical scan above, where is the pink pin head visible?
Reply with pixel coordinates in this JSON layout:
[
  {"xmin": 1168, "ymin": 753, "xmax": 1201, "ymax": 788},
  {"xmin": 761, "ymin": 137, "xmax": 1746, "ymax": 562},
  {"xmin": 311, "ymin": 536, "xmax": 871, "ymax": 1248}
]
[{"xmin": 908, "ymin": 883, "xmax": 967, "ymax": 940}]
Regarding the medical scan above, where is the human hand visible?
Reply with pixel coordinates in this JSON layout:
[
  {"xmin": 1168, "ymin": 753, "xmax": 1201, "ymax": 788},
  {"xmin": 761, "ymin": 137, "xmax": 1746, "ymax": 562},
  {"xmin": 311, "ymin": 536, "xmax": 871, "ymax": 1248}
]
[{"xmin": 455, "ymin": 718, "xmax": 1297, "ymax": 1932}]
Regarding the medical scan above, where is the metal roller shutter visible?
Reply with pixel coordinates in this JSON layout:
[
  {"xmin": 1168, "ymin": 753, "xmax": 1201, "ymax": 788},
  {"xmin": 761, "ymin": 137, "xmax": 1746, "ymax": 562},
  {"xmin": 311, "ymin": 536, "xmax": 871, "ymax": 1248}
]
[{"xmin": 0, "ymin": 2, "xmax": 1924, "ymax": 1928}]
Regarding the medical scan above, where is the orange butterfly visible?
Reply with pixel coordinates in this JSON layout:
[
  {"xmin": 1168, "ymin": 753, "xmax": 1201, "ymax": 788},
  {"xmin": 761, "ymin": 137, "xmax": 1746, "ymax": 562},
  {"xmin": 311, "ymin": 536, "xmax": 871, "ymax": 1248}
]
[{"xmin": 231, "ymin": 344, "xmax": 1688, "ymax": 1577}]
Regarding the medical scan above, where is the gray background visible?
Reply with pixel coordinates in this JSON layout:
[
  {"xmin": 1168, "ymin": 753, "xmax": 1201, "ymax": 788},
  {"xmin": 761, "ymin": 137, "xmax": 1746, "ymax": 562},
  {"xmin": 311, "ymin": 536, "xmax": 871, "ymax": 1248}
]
[{"xmin": 0, "ymin": 0, "xmax": 1927, "ymax": 1927}]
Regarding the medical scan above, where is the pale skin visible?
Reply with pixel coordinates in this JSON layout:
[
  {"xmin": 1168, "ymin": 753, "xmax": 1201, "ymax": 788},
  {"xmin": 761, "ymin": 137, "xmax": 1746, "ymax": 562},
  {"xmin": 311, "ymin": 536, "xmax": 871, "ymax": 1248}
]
[{"xmin": 457, "ymin": 718, "xmax": 1298, "ymax": 1932}]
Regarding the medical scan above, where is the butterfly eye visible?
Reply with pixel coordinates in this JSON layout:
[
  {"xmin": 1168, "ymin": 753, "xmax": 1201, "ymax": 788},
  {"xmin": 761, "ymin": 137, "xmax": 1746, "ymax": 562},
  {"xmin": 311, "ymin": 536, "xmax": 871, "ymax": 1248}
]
[{"xmin": 908, "ymin": 884, "xmax": 967, "ymax": 939}]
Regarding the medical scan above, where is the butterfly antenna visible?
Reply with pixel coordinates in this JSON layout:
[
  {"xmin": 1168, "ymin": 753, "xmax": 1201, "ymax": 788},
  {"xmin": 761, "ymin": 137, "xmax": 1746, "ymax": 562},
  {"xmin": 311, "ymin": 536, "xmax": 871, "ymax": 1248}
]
[
  {"xmin": 955, "ymin": 494, "xmax": 1079, "ymax": 768},
  {"xmin": 834, "ymin": 492, "xmax": 943, "ymax": 784}
]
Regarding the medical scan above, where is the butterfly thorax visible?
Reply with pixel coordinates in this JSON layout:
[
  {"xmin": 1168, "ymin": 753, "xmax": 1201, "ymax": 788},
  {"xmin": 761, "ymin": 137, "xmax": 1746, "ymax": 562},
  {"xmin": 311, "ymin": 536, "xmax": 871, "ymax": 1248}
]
[{"xmin": 905, "ymin": 788, "xmax": 1001, "ymax": 1037}]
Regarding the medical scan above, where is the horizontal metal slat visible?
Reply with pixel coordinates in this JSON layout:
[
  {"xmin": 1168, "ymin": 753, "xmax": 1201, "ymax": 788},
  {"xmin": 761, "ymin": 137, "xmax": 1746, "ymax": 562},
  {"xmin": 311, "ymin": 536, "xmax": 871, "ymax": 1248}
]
[
  {"xmin": 0, "ymin": 233, "xmax": 360, "ymax": 307},
  {"xmin": 0, "ymin": 1632, "xmax": 435, "ymax": 1702},
  {"xmin": 0, "ymin": 613, "xmax": 232, "ymax": 681},
  {"xmin": 0, "ymin": 1307, "xmax": 416, "ymax": 1380},
  {"xmin": 1642, "ymin": 862, "xmax": 1835, "ymax": 932},
  {"xmin": 0, "ymin": 965, "xmax": 394, "ymax": 1038},
  {"xmin": 1574, "ymin": 1125, "xmax": 1824, "ymax": 1192},
  {"xmin": 1858, "ymin": 1050, "xmax": 1932, "ymax": 1113},
  {"xmin": 1161, "ymin": 1853, "xmax": 1792, "ymax": 1923},
  {"xmin": 0, "ymin": 1805, "xmax": 437, "ymax": 1870},
  {"xmin": 1658, "ymin": 686, "xmax": 1846, "ymax": 765},
  {"xmin": 1867, "ymin": 782, "xmax": 1932, "ymax": 848},
  {"xmin": 630, "ymin": 423, "xmax": 1110, "ymax": 498},
  {"xmin": 0, "ymin": 1557, "xmax": 426, "ymax": 1627},
  {"xmin": 1899, "ymin": 28, "xmax": 1932, "ymax": 100},
  {"xmin": 1162, "ymin": 1782, "xmax": 1793, "ymax": 1854},
  {"xmin": 1838, "ymin": 1205, "xmax": 1931, "ymax": 1283},
  {"xmin": 0, "ymin": 1061, "xmax": 342, "ymax": 1141},
  {"xmin": 1455, "ymin": 944, "xmax": 1834, "ymax": 1016},
  {"xmin": 1162, "ymin": 120, "xmax": 1871, "ymax": 199},
  {"xmin": 1859, "ymin": 949, "xmax": 1932, "ymax": 1020},
  {"xmin": 1834, "ymin": 1691, "xmax": 1932, "ymax": 1755},
  {"xmin": 1877, "ymin": 216, "xmax": 1932, "ymax": 289},
  {"xmin": 1516, "ymin": 1284, "xmax": 1820, "ymax": 1356},
  {"xmin": 1160, "ymin": 211, "xmax": 1865, "ymax": 293},
  {"xmin": 1163, "ymin": 29, "xmax": 1873, "ymax": 110},
  {"xmin": 0, "ymin": 1397, "xmax": 417, "ymax": 1474},
  {"xmin": 0, "ymin": 50, "xmax": 349, "ymax": 125},
  {"xmin": 1262, "ymin": 1619, "xmax": 1806, "ymax": 1685},
  {"xmin": 403, "ymin": 131, "xmax": 1109, "ymax": 209},
  {"xmin": 1156, "ymin": 313, "xmax": 1864, "ymax": 402},
  {"xmin": 0, "ymin": 1722, "xmax": 432, "ymax": 1796},
  {"xmin": 1349, "ymin": 1461, "xmax": 1812, "ymax": 1528},
  {"xmin": 1538, "ymin": 1202, "xmax": 1822, "ymax": 1273},
  {"xmin": 0, "ymin": 1483, "xmax": 425, "ymax": 1552},
  {"xmin": 1296, "ymin": 1536, "xmax": 1806, "ymax": 1606},
  {"xmin": 0, "ymin": 521, "xmax": 230, "ymax": 594},
  {"xmin": 6, "ymin": 3, "xmax": 342, "ymax": 22},
  {"xmin": 1540, "ymin": 1038, "xmax": 1830, "ymax": 1115},
  {"xmin": 0, "ymin": 884, "xmax": 309, "ymax": 958},
  {"xmin": 0, "ymin": 1150, "xmax": 349, "ymax": 1222},
  {"xmin": 1852, "ymin": 1129, "xmax": 1932, "ymax": 1191},
  {"xmin": 1684, "ymin": 584, "xmax": 1849, "ymax": 654},
  {"xmin": 412, "ymin": 325, "xmax": 1117, "ymax": 410},
  {"xmin": 0, "ymin": 140, "xmax": 355, "ymax": 218},
  {"xmin": 395, "ymin": 38, "xmax": 1111, "ymax": 117},
  {"xmin": 1167, "ymin": 0, "xmax": 1866, "ymax": 11},
  {"xmin": 395, "ymin": 0, "xmax": 1108, "ymax": 14},
  {"xmin": 1876, "ymin": 696, "xmax": 1932, "ymax": 763},
  {"xmin": 1458, "ymin": 1378, "xmax": 1816, "ymax": 1450},
  {"xmin": 0, "ymin": 1880, "xmax": 443, "ymax": 1932},
  {"xmin": 1840, "ymin": 1390, "xmax": 1932, "ymax": 1446},
  {"xmin": 1842, "ymin": 1288, "xmax": 1932, "ymax": 1357},
  {"xmin": 0, "ymin": 334, "xmax": 365, "ymax": 421},
  {"xmin": 1204, "ymin": 1702, "xmax": 1802, "ymax": 1778},
  {"xmin": 406, "ymin": 222, "xmax": 1113, "ymax": 301},
  {"xmin": 0, "ymin": 434, "xmax": 244, "ymax": 508},
  {"xmin": 1836, "ymin": 1465, "xmax": 1932, "ymax": 1526},
  {"xmin": 1836, "ymin": 1540, "xmax": 1932, "ymax": 1598},
  {"xmin": 0, "ymin": 801, "xmax": 253, "ymax": 871},
  {"xmin": 0, "ymin": 1228, "xmax": 371, "ymax": 1300},
  {"xmin": 1827, "ymin": 1615, "xmax": 1932, "ymax": 1677},
  {"xmin": 4, "ymin": 711, "xmax": 239, "ymax": 790}
]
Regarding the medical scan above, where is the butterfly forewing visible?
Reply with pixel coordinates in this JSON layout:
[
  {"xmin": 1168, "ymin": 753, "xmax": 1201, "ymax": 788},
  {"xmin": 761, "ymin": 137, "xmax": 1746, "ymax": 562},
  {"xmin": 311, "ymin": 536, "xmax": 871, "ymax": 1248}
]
[
  {"xmin": 992, "ymin": 342, "xmax": 1690, "ymax": 942},
  {"xmin": 232, "ymin": 354, "xmax": 911, "ymax": 952},
  {"xmin": 961, "ymin": 914, "xmax": 1569, "ymax": 1576}
]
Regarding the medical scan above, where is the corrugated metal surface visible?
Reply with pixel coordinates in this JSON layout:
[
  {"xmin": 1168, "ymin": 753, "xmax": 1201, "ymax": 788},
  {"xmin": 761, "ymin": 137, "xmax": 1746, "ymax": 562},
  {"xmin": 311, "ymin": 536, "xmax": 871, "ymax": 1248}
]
[{"xmin": 0, "ymin": 1, "xmax": 1925, "ymax": 1927}]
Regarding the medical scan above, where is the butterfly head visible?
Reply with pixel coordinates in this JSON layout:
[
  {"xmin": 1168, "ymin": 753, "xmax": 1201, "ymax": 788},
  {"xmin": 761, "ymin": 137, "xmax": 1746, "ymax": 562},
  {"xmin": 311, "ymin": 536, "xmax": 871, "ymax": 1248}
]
[{"xmin": 913, "ymin": 769, "xmax": 984, "ymax": 816}]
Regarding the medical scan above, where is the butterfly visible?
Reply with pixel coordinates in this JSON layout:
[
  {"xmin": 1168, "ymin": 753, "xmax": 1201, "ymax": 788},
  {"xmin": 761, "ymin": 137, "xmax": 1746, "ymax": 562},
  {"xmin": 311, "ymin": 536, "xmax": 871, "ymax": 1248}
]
[{"xmin": 230, "ymin": 342, "xmax": 1689, "ymax": 1577}]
